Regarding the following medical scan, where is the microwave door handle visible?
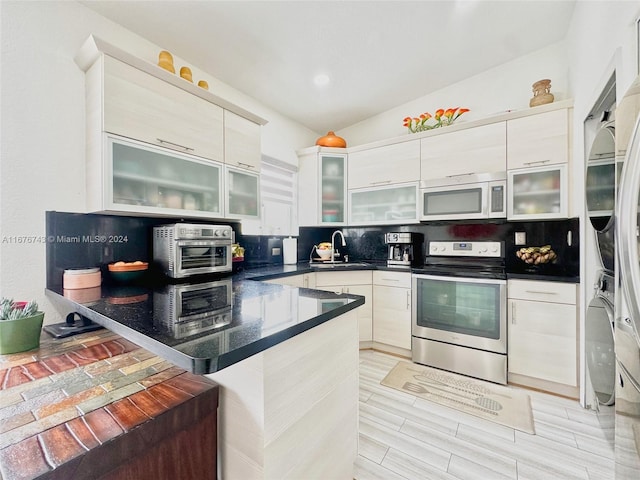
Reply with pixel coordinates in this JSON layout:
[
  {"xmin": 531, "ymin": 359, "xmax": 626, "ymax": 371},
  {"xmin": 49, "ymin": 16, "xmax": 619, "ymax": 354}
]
[{"xmin": 481, "ymin": 184, "xmax": 489, "ymax": 217}]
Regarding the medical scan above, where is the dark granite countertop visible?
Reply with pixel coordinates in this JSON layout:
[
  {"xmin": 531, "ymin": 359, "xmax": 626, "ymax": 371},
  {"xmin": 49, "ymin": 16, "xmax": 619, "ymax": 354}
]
[
  {"xmin": 506, "ymin": 272, "xmax": 580, "ymax": 284},
  {"xmin": 237, "ymin": 260, "xmax": 579, "ymax": 283},
  {"xmin": 45, "ymin": 260, "xmax": 576, "ymax": 376},
  {"xmin": 46, "ymin": 277, "xmax": 364, "ymax": 375}
]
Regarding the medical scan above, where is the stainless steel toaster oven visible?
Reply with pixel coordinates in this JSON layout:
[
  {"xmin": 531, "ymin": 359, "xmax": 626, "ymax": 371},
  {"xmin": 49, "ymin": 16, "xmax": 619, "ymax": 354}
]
[{"xmin": 153, "ymin": 223, "xmax": 234, "ymax": 278}]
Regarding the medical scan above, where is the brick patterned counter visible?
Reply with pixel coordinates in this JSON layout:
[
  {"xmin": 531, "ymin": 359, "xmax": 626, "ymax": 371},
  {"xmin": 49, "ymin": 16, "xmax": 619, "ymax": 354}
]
[{"xmin": 0, "ymin": 329, "xmax": 219, "ymax": 480}]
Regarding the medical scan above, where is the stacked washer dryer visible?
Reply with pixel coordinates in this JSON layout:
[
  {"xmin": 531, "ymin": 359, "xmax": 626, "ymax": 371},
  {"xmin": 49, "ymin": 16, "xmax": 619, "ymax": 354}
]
[{"xmin": 585, "ymin": 122, "xmax": 617, "ymax": 407}]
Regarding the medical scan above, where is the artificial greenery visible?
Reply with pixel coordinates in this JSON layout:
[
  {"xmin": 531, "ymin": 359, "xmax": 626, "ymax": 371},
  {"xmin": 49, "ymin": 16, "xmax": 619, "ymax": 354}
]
[{"xmin": 0, "ymin": 298, "xmax": 39, "ymax": 321}]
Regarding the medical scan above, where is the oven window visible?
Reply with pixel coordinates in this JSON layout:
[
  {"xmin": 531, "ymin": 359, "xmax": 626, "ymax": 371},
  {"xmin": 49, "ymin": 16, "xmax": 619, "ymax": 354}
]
[
  {"xmin": 180, "ymin": 245, "xmax": 228, "ymax": 271},
  {"xmin": 423, "ymin": 188, "xmax": 482, "ymax": 215},
  {"xmin": 415, "ymin": 278, "xmax": 501, "ymax": 339},
  {"xmin": 180, "ymin": 284, "xmax": 231, "ymax": 317}
]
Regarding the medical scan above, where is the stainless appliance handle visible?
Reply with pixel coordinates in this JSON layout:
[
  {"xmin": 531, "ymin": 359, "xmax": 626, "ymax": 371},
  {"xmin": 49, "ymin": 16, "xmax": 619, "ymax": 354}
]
[
  {"xmin": 617, "ymin": 113, "xmax": 640, "ymax": 340},
  {"xmin": 411, "ymin": 273, "xmax": 506, "ymax": 286}
]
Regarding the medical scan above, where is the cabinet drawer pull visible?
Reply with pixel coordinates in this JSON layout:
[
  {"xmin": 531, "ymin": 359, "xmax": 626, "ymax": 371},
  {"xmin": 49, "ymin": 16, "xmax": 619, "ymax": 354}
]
[
  {"xmin": 370, "ymin": 180, "xmax": 391, "ymax": 185},
  {"xmin": 237, "ymin": 162, "xmax": 256, "ymax": 169},
  {"xmin": 525, "ymin": 290, "xmax": 557, "ymax": 295},
  {"xmin": 156, "ymin": 138, "xmax": 194, "ymax": 152},
  {"xmin": 446, "ymin": 172, "xmax": 475, "ymax": 178},
  {"xmin": 406, "ymin": 291, "xmax": 411, "ymax": 310},
  {"xmin": 523, "ymin": 160, "xmax": 551, "ymax": 166},
  {"xmin": 380, "ymin": 278, "xmax": 400, "ymax": 282},
  {"xmin": 511, "ymin": 302, "xmax": 516, "ymax": 324}
]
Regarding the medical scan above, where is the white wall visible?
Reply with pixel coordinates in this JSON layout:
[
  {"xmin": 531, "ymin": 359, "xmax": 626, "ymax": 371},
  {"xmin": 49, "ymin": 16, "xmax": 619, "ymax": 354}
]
[
  {"xmin": 340, "ymin": 42, "xmax": 570, "ymax": 147},
  {"xmin": 0, "ymin": 1, "xmax": 316, "ymax": 323}
]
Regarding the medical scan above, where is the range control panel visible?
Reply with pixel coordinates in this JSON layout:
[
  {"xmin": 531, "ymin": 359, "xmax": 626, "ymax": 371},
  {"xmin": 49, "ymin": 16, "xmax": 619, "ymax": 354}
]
[{"xmin": 428, "ymin": 241, "xmax": 502, "ymax": 257}]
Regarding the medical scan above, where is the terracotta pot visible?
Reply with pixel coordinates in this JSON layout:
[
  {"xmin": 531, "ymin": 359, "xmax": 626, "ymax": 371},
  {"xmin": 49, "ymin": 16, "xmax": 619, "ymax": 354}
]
[
  {"xmin": 530, "ymin": 79, "xmax": 554, "ymax": 107},
  {"xmin": 316, "ymin": 131, "xmax": 347, "ymax": 148}
]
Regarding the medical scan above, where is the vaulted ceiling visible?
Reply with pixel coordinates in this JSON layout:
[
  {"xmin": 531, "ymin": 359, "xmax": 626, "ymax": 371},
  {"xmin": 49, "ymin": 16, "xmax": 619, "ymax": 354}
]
[{"xmin": 81, "ymin": 0, "xmax": 576, "ymax": 133}]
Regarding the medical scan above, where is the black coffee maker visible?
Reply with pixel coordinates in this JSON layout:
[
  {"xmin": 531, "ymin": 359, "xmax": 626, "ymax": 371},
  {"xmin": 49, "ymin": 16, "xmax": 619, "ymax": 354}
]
[{"xmin": 385, "ymin": 232, "xmax": 422, "ymax": 267}]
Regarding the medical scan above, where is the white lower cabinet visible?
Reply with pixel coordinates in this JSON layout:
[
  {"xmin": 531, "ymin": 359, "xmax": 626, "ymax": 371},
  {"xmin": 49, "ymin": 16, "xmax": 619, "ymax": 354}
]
[
  {"xmin": 507, "ymin": 279, "xmax": 578, "ymax": 394},
  {"xmin": 372, "ymin": 271, "xmax": 411, "ymax": 350},
  {"xmin": 315, "ymin": 271, "xmax": 373, "ymax": 343}
]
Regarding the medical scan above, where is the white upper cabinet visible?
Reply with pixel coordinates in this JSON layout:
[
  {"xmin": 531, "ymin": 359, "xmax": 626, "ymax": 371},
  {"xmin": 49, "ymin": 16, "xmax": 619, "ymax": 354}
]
[
  {"xmin": 506, "ymin": 108, "xmax": 570, "ymax": 170},
  {"xmin": 224, "ymin": 110, "xmax": 261, "ymax": 170},
  {"xmin": 102, "ymin": 135, "xmax": 224, "ymax": 217},
  {"xmin": 103, "ymin": 55, "xmax": 224, "ymax": 163},
  {"xmin": 75, "ymin": 35, "xmax": 268, "ymax": 219},
  {"xmin": 297, "ymin": 148, "xmax": 348, "ymax": 226},
  {"xmin": 348, "ymin": 141, "xmax": 420, "ymax": 189},
  {"xmin": 420, "ymin": 122, "xmax": 506, "ymax": 180},
  {"xmin": 224, "ymin": 166, "xmax": 260, "ymax": 219}
]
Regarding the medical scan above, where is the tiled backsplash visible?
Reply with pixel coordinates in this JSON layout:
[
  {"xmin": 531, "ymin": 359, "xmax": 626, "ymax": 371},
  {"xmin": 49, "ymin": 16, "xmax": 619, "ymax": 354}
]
[
  {"xmin": 45, "ymin": 211, "xmax": 241, "ymax": 288},
  {"xmin": 298, "ymin": 218, "xmax": 580, "ymax": 279},
  {"xmin": 46, "ymin": 211, "xmax": 580, "ymax": 286}
]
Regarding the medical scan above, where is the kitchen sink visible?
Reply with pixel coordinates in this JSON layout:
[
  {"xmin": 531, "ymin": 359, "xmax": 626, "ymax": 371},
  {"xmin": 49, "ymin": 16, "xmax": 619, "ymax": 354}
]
[{"xmin": 309, "ymin": 262, "xmax": 372, "ymax": 269}]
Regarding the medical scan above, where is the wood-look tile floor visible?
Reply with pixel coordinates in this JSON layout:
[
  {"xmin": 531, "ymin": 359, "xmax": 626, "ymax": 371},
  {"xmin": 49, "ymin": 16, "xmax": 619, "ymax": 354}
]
[{"xmin": 355, "ymin": 350, "xmax": 615, "ymax": 480}]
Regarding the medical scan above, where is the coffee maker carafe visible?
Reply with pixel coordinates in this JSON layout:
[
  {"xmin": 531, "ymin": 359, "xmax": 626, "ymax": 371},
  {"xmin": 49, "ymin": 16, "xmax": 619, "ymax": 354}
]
[{"xmin": 385, "ymin": 232, "xmax": 420, "ymax": 267}]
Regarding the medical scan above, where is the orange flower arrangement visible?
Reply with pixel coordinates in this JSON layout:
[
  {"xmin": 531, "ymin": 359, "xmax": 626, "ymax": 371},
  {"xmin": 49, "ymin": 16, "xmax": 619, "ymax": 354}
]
[{"xmin": 403, "ymin": 107, "xmax": 469, "ymax": 133}]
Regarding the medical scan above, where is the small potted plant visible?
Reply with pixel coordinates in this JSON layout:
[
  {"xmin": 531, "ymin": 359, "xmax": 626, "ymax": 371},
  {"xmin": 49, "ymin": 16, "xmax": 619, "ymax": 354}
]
[{"xmin": 0, "ymin": 298, "xmax": 45, "ymax": 354}]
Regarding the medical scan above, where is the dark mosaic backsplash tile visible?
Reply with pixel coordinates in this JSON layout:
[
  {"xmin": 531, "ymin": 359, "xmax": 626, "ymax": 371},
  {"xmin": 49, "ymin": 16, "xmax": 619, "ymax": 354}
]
[{"xmin": 46, "ymin": 211, "xmax": 579, "ymax": 285}]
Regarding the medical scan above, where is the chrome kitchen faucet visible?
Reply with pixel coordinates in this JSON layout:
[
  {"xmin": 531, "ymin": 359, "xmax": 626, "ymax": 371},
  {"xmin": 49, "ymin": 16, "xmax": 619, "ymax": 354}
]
[{"xmin": 331, "ymin": 230, "xmax": 347, "ymax": 263}]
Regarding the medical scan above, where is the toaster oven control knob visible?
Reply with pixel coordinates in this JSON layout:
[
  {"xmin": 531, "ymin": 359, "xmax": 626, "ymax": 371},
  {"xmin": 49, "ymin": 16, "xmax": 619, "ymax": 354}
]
[{"xmin": 220, "ymin": 229, "xmax": 230, "ymax": 237}]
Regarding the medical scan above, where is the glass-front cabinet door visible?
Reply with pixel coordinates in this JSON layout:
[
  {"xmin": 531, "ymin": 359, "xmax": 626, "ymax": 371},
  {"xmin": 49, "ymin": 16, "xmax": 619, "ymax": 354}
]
[
  {"xmin": 319, "ymin": 154, "xmax": 347, "ymax": 224},
  {"xmin": 108, "ymin": 135, "xmax": 223, "ymax": 217},
  {"xmin": 507, "ymin": 164, "xmax": 568, "ymax": 219},
  {"xmin": 225, "ymin": 166, "xmax": 260, "ymax": 219},
  {"xmin": 349, "ymin": 183, "xmax": 418, "ymax": 225}
]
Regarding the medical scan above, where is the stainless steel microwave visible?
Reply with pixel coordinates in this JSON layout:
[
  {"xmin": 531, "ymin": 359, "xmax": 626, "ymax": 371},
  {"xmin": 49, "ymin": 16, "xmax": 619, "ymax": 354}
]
[{"xmin": 420, "ymin": 173, "xmax": 506, "ymax": 221}]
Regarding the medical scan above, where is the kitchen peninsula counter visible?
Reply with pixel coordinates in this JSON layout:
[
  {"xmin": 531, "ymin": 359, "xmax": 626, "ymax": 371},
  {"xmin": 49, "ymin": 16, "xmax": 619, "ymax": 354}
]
[
  {"xmin": 46, "ymin": 277, "xmax": 365, "ymax": 375},
  {"xmin": 45, "ymin": 276, "xmax": 363, "ymax": 479}
]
